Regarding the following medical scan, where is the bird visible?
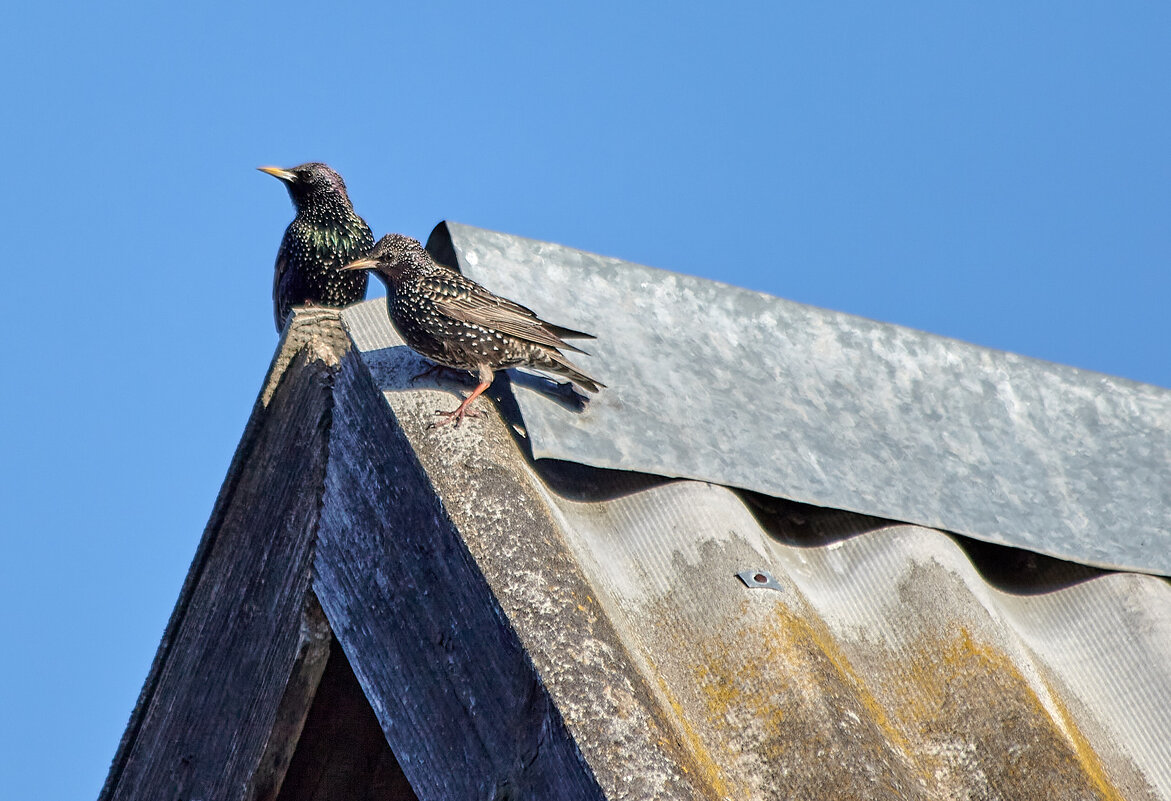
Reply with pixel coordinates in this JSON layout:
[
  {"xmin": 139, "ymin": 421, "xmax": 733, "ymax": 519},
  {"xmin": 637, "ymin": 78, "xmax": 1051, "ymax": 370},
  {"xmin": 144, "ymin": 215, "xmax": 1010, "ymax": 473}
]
[
  {"xmin": 258, "ymin": 162, "xmax": 375, "ymax": 332},
  {"xmin": 344, "ymin": 233, "xmax": 604, "ymax": 428}
]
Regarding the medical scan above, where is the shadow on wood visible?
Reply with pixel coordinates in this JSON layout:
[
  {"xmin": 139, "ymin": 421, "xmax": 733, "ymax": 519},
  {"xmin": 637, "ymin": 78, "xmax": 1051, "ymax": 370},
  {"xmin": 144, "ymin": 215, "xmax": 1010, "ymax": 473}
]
[{"xmin": 275, "ymin": 638, "xmax": 417, "ymax": 801}]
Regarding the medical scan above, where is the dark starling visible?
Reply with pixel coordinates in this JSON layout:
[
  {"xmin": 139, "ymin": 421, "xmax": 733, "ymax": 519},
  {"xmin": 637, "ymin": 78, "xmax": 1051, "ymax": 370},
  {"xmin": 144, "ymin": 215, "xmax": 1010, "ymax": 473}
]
[
  {"xmin": 344, "ymin": 233, "xmax": 605, "ymax": 428},
  {"xmin": 258, "ymin": 163, "xmax": 375, "ymax": 332}
]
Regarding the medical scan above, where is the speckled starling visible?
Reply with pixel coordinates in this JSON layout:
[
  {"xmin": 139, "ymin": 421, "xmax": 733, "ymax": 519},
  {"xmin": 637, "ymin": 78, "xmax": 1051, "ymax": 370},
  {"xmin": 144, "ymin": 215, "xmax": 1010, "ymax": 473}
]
[
  {"xmin": 259, "ymin": 163, "xmax": 375, "ymax": 332},
  {"xmin": 344, "ymin": 233, "xmax": 605, "ymax": 427}
]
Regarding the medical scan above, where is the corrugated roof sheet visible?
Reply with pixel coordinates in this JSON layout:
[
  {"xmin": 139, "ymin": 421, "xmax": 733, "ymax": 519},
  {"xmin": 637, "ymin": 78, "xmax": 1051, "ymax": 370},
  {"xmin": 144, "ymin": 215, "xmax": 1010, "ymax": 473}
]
[
  {"xmin": 428, "ymin": 221, "xmax": 1171, "ymax": 576},
  {"xmin": 528, "ymin": 469, "xmax": 1171, "ymax": 800},
  {"xmin": 342, "ymin": 296, "xmax": 1171, "ymax": 800}
]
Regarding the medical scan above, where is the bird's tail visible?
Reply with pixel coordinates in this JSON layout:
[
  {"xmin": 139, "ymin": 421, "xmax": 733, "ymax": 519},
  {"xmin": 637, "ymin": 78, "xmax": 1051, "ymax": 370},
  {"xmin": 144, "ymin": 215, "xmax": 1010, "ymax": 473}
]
[
  {"xmin": 534, "ymin": 350, "xmax": 605, "ymax": 393},
  {"xmin": 545, "ymin": 323, "xmax": 597, "ymax": 341}
]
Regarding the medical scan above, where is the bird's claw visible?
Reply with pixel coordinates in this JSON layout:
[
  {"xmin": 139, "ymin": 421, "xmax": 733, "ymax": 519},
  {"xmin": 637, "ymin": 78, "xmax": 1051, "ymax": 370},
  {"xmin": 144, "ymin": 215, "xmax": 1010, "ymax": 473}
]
[{"xmin": 427, "ymin": 406, "xmax": 483, "ymax": 429}]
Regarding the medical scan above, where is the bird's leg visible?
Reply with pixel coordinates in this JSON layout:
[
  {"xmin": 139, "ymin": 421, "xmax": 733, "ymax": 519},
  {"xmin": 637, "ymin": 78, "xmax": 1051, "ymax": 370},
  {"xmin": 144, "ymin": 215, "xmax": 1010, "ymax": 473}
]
[
  {"xmin": 410, "ymin": 362, "xmax": 472, "ymax": 385},
  {"xmin": 429, "ymin": 379, "xmax": 492, "ymax": 429},
  {"xmin": 410, "ymin": 362, "xmax": 446, "ymax": 383}
]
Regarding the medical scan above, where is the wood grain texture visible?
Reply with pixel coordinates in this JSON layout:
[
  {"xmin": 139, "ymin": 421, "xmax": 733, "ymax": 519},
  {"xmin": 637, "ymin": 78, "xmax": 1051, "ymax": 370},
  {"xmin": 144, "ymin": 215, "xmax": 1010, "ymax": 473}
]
[
  {"xmin": 313, "ymin": 353, "xmax": 607, "ymax": 801},
  {"xmin": 104, "ymin": 307, "xmax": 703, "ymax": 801},
  {"xmin": 100, "ymin": 344, "xmax": 340, "ymax": 801},
  {"xmin": 246, "ymin": 594, "xmax": 333, "ymax": 801}
]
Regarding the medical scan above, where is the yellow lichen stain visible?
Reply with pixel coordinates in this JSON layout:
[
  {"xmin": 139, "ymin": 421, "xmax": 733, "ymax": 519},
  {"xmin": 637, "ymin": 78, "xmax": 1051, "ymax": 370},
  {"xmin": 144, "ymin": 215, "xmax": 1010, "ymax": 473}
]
[
  {"xmin": 645, "ymin": 657, "xmax": 737, "ymax": 799},
  {"xmin": 887, "ymin": 624, "xmax": 1126, "ymax": 801},
  {"xmin": 677, "ymin": 603, "xmax": 918, "ymax": 798},
  {"xmin": 641, "ymin": 595, "xmax": 1129, "ymax": 800},
  {"xmin": 699, "ymin": 603, "xmax": 911, "ymax": 750},
  {"xmin": 1039, "ymin": 673, "xmax": 1130, "ymax": 801},
  {"xmin": 660, "ymin": 674, "xmax": 730, "ymax": 796}
]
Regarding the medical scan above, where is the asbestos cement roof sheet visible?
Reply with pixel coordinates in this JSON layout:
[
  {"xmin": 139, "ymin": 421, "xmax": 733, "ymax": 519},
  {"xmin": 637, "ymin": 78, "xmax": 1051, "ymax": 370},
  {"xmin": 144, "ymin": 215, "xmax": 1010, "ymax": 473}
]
[
  {"xmin": 526, "ymin": 469, "xmax": 1171, "ymax": 800},
  {"xmin": 428, "ymin": 222, "xmax": 1171, "ymax": 576}
]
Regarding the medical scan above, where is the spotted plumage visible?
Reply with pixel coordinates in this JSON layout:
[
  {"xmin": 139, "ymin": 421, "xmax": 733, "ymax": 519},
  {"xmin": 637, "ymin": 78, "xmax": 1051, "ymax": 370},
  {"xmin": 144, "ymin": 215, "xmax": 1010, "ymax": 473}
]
[
  {"xmin": 344, "ymin": 233, "xmax": 604, "ymax": 427},
  {"xmin": 259, "ymin": 163, "xmax": 375, "ymax": 331}
]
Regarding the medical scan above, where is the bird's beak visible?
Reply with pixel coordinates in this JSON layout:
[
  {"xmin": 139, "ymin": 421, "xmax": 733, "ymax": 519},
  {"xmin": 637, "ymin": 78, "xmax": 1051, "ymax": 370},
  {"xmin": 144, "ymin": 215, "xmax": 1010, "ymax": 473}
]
[
  {"xmin": 257, "ymin": 166, "xmax": 296, "ymax": 182},
  {"xmin": 342, "ymin": 258, "xmax": 378, "ymax": 272}
]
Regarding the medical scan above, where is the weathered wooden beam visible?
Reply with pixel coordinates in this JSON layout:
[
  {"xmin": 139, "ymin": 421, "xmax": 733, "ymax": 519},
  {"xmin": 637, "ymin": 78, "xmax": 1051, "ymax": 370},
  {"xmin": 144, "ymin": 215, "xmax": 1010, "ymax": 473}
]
[
  {"xmin": 313, "ymin": 351, "xmax": 608, "ymax": 800},
  {"xmin": 100, "ymin": 325, "xmax": 344, "ymax": 801},
  {"xmin": 246, "ymin": 594, "xmax": 332, "ymax": 801}
]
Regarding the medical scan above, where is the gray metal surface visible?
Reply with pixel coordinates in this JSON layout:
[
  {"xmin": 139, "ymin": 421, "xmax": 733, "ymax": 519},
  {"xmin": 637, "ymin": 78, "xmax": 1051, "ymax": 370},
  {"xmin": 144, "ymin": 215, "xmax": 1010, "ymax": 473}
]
[
  {"xmin": 736, "ymin": 570, "xmax": 784, "ymax": 591},
  {"xmin": 435, "ymin": 222, "xmax": 1171, "ymax": 576}
]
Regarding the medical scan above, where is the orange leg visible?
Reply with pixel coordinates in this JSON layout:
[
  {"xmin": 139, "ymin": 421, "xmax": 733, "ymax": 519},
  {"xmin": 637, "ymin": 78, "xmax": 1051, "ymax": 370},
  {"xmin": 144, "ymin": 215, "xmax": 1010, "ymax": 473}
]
[{"xmin": 429, "ymin": 379, "xmax": 491, "ymax": 428}]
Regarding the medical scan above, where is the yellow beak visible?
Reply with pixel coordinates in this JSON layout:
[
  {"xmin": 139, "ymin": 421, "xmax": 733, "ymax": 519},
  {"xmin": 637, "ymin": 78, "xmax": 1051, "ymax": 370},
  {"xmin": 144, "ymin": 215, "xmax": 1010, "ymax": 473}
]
[
  {"xmin": 257, "ymin": 165, "xmax": 296, "ymax": 181},
  {"xmin": 342, "ymin": 258, "xmax": 378, "ymax": 272}
]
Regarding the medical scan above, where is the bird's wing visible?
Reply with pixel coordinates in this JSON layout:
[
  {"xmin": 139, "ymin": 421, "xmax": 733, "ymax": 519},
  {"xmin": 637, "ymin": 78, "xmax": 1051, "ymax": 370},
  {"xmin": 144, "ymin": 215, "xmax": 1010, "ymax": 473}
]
[
  {"xmin": 272, "ymin": 244, "xmax": 289, "ymax": 331},
  {"xmin": 544, "ymin": 322, "xmax": 597, "ymax": 340},
  {"xmin": 425, "ymin": 274, "xmax": 593, "ymax": 354}
]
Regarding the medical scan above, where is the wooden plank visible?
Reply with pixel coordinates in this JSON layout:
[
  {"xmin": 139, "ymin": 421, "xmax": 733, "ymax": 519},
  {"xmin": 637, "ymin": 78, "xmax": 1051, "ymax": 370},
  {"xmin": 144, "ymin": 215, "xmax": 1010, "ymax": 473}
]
[
  {"xmin": 101, "ymin": 344, "xmax": 340, "ymax": 801},
  {"xmin": 313, "ymin": 353, "xmax": 608, "ymax": 801},
  {"xmin": 246, "ymin": 594, "xmax": 333, "ymax": 801}
]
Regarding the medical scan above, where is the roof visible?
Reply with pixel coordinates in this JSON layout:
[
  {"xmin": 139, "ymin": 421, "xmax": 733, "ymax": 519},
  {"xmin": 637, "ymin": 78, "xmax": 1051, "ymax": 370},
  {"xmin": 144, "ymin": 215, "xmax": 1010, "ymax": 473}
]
[
  {"xmin": 428, "ymin": 221, "xmax": 1171, "ymax": 575},
  {"xmin": 101, "ymin": 223, "xmax": 1171, "ymax": 800}
]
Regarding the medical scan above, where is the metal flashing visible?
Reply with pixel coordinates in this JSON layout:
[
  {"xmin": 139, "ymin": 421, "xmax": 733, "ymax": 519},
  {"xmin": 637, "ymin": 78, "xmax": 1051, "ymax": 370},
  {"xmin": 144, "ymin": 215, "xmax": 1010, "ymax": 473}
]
[{"xmin": 425, "ymin": 222, "xmax": 1171, "ymax": 576}]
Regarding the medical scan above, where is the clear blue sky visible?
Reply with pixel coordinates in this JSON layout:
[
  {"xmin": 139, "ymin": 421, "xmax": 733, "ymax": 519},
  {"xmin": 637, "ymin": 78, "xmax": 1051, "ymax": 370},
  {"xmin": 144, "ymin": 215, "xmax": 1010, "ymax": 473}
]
[{"xmin": 2, "ymin": 3, "xmax": 1168, "ymax": 798}]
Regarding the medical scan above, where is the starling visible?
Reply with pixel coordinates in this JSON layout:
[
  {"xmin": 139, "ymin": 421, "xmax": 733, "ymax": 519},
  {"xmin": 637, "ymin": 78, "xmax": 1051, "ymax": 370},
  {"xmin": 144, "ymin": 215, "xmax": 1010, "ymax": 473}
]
[
  {"xmin": 258, "ymin": 162, "xmax": 375, "ymax": 332},
  {"xmin": 344, "ymin": 234, "xmax": 604, "ymax": 427}
]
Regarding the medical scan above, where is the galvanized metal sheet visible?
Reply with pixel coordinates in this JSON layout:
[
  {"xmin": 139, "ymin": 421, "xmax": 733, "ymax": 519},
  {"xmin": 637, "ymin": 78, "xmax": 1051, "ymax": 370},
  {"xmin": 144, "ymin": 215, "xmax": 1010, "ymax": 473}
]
[{"xmin": 436, "ymin": 222, "xmax": 1171, "ymax": 576}]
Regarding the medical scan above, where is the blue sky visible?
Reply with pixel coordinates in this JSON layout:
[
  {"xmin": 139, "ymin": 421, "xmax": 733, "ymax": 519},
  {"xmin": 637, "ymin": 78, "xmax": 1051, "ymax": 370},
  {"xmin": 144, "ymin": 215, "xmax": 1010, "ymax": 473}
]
[{"xmin": 2, "ymin": 3, "xmax": 1168, "ymax": 798}]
